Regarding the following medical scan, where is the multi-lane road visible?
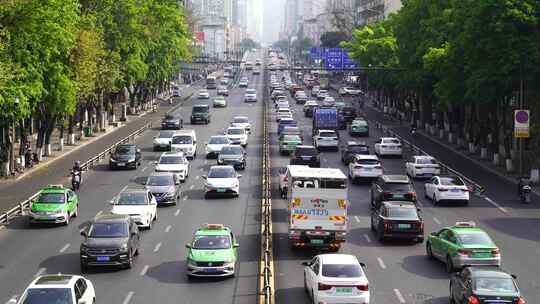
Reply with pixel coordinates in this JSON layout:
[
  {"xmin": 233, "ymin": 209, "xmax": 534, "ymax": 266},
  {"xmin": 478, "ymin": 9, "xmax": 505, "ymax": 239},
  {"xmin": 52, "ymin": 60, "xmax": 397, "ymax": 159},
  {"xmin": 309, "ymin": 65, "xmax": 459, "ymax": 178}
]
[{"xmin": 0, "ymin": 52, "xmax": 264, "ymax": 304}]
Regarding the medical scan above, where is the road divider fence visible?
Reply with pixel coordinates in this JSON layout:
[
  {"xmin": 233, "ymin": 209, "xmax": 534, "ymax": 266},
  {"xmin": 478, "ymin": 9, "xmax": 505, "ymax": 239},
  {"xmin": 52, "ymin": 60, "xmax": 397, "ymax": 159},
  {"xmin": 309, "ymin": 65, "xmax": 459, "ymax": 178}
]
[{"xmin": 0, "ymin": 122, "xmax": 152, "ymax": 225}]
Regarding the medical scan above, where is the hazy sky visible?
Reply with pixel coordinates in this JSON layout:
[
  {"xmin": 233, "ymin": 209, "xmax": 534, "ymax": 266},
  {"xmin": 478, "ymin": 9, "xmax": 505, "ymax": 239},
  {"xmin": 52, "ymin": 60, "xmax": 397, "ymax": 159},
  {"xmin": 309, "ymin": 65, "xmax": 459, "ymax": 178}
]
[{"xmin": 261, "ymin": 0, "xmax": 285, "ymax": 43}]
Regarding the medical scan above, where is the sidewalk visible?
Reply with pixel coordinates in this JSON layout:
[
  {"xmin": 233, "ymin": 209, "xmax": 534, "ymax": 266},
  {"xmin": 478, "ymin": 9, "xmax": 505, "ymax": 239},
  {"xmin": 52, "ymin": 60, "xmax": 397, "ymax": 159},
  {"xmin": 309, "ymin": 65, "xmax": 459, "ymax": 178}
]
[{"xmin": 0, "ymin": 82, "xmax": 201, "ymax": 212}]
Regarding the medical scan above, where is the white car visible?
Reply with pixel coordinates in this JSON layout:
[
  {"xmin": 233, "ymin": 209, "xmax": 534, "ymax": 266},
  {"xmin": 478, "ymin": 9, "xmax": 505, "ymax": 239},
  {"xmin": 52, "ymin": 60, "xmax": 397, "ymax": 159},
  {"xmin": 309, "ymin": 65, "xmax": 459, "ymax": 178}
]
[
  {"xmin": 244, "ymin": 88, "xmax": 257, "ymax": 102},
  {"xmin": 313, "ymin": 130, "xmax": 339, "ymax": 151},
  {"xmin": 171, "ymin": 86, "xmax": 181, "ymax": 97},
  {"xmin": 198, "ymin": 89, "xmax": 210, "ymax": 99},
  {"xmin": 171, "ymin": 130, "xmax": 197, "ymax": 159},
  {"xmin": 154, "ymin": 151, "xmax": 189, "ymax": 181},
  {"xmin": 424, "ymin": 175, "xmax": 470, "ymax": 205},
  {"xmin": 205, "ymin": 135, "xmax": 231, "ymax": 157},
  {"xmin": 317, "ymin": 90, "xmax": 329, "ymax": 100},
  {"xmin": 303, "ymin": 254, "xmax": 370, "ymax": 304},
  {"xmin": 405, "ymin": 155, "xmax": 441, "ymax": 178},
  {"xmin": 322, "ymin": 96, "xmax": 336, "ymax": 107},
  {"xmin": 153, "ymin": 130, "xmax": 176, "ymax": 151},
  {"xmin": 111, "ymin": 188, "xmax": 157, "ymax": 229},
  {"xmin": 13, "ymin": 274, "xmax": 96, "ymax": 304},
  {"xmin": 226, "ymin": 126, "xmax": 248, "ymax": 147},
  {"xmin": 231, "ymin": 116, "xmax": 252, "ymax": 133},
  {"xmin": 213, "ymin": 96, "xmax": 227, "ymax": 107},
  {"xmin": 239, "ymin": 79, "xmax": 249, "ymax": 87},
  {"xmin": 348, "ymin": 155, "xmax": 383, "ymax": 181},
  {"xmin": 374, "ymin": 137, "xmax": 402, "ymax": 157},
  {"xmin": 339, "ymin": 87, "xmax": 362, "ymax": 96},
  {"xmin": 276, "ymin": 108, "xmax": 293, "ymax": 122},
  {"xmin": 203, "ymin": 165, "xmax": 241, "ymax": 197},
  {"xmin": 275, "ymin": 99, "xmax": 290, "ymax": 109}
]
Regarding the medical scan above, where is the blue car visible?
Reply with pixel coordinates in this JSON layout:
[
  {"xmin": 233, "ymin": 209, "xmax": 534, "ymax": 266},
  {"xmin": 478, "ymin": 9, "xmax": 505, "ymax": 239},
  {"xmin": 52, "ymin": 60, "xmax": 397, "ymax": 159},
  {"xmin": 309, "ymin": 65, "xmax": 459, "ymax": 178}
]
[{"xmin": 278, "ymin": 118, "xmax": 298, "ymax": 134}]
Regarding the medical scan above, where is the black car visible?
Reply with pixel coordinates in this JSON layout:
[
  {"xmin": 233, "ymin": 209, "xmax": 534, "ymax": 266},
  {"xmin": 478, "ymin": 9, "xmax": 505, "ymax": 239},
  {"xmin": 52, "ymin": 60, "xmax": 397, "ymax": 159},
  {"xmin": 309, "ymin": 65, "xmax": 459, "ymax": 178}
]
[
  {"xmin": 338, "ymin": 113, "xmax": 347, "ymax": 130},
  {"xmin": 370, "ymin": 201, "xmax": 424, "ymax": 243},
  {"xmin": 190, "ymin": 104, "xmax": 211, "ymax": 124},
  {"xmin": 341, "ymin": 141, "xmax": 370, "ymax": 165},
  {"xmin": 290, "ymin": 145, "xmax": 320, "ymax": 167},
  {"xmin": 341, "ymin": 106, "xmax": 357, "ymax": 122},
  {"xmin": 109, "ymin": 144, "xmax": 141, "ymax": 170},
  {"xmin": 80, "ymin": 213, "xmax": 140, "ymax": 272},
  {"xmin": 371, "ymin": 175, "xmax": 417, "ymax": 208},
  {"xmin": 161, "ymin": 114, "xmax": 183, "ymax": 130},
  {"xmin": 450, "ymin": 266, "xmax": 525, "ymax": 304}
]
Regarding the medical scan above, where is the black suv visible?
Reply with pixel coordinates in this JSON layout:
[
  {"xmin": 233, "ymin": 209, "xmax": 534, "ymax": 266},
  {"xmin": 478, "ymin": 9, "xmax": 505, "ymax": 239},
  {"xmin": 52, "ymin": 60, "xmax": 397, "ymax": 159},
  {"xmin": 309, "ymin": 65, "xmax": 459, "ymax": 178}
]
[
  {"xmin": 161, "ymin": 113, "xmax": 183, "ymax": 130},
  {"xmin": 370, "ymin": 201, "xmax": 424, "ymax": 243},
  {"xmin": 371, "ymin": 175, "xmax": 417, "ymax": 208},
  {"xmin": 109, "ymin": 144, "xmax": 141, "ymax": 170},
  {"xmin": 341, "ymin": 141, "xmax": 370, "ymax": 165},
  {"xmin": 290, "ymin": 145, "xmax": 320, "ymax": 167},
  {"xmin": 190, "ymin": 104, "xmax": 211, "ymax": 124},
  {"xmin": 80, "ymin": 213, "xmax": 140, "ymax": 272},
  {"xmin": 340, "ymin": 106, "xmax": 357, "ymax": 122}
]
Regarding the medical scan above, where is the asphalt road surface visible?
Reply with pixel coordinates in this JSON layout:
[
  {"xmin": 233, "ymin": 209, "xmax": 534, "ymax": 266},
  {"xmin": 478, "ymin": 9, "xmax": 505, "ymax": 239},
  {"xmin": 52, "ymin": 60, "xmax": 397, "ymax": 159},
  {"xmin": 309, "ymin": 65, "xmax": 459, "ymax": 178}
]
[{"xmin": 0, "ymin": 52, "xmax": 264, "ymax": 304}]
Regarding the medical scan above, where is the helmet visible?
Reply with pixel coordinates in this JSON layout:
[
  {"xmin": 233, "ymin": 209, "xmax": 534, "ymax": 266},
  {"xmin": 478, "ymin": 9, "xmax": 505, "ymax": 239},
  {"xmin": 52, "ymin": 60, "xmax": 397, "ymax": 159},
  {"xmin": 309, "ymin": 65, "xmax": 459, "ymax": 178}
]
[{"xmin": 75, "ymin": 161, "xmax": 81, "ymax": 167}]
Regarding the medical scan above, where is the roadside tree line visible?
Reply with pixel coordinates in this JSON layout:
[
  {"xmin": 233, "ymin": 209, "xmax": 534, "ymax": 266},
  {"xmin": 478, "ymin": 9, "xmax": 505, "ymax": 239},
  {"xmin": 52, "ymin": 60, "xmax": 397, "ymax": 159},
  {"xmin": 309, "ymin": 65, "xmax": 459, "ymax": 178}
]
[
  {"xmin": 343, "ymin": 0, "xmax": 540, "ymax": 175},
  {"xmin": 0, "ymin": 0, "xmax": 192, "ymax": 176}
]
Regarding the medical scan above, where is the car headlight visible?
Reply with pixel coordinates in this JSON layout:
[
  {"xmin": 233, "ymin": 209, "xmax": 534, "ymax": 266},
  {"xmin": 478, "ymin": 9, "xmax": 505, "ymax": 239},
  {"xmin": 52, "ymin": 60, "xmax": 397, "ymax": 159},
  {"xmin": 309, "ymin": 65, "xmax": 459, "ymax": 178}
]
[
  {"xmin": 224, "ymin": 258, "xmax": 235, "ymax": 264},
  {"xmin": 218, "ymin": 158, "xmax": 224, "ymax": 163},
  {"xmin": 187, "ymin": 257, "xmax": 196, "ymax": 266},
  {"xmin": 128, "ymin": 157, "xmax": 136, "ymax": 162},
  {"xmin": 120, "ymin": 243, "xmax": 129, "ymax": 252},
  {"xmin": 232, "ymin": 182, "xmax": 239, "ymax": 188},
  {"xmin": 54, "ymin": 208, "xmax": 64, "ymax": 214},
  {"xmin": 110, "ymin": 158, "xmax": 117, "ymax": 162}
]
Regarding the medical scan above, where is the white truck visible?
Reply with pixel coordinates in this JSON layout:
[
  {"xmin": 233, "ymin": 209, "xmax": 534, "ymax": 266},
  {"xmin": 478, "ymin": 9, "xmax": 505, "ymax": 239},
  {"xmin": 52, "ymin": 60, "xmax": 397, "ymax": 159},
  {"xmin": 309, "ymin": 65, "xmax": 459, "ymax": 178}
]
[{"xmin": 279, "ymin": 165, "xmax": 348, "ymax": 251}]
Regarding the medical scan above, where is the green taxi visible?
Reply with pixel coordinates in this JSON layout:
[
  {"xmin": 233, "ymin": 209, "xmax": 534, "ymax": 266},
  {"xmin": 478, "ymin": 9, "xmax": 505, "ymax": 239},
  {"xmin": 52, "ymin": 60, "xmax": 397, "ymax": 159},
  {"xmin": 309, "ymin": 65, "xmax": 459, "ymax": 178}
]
[
  {"xmin": 349, "ymin": 119, "xmax": 369, "ymax": 137},
  {"xmin": 279, "ymin": 134, "xmax": 302, "ymax": 155},
  {"xmin": 185, "ymin": 224, "xmax": 238, "ymax": 277},
  {"xmin": 426, "ymin": 221, "xmax": 501, "ymax": 273},
  {"xmin": 29, "ymin": 184, "xmax": 79, "ymax": 225},
  {"xmin": 335, "ymin": 100, "xmax": 346, "ymax": 111}
]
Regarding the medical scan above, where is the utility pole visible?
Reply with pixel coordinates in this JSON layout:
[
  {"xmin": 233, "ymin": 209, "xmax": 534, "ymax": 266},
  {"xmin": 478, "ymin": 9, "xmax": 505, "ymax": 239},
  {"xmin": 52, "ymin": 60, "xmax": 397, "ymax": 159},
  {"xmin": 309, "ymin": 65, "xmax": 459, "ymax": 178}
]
[{"xmin": 519, "ymin": 61, "xmax": 524, "ymax": 177}]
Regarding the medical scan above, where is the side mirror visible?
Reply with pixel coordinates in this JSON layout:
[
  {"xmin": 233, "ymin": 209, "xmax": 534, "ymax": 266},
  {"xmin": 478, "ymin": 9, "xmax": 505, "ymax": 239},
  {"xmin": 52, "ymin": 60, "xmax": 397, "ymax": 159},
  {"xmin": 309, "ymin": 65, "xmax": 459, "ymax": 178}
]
[
  {"xmin": 201, "ymin": 175, "xmax": 207, "ymax": 179},
  {"xmin": 109, "ymin": 200, "xmax": 115, "ymax": 205},
  {"xmin": 136, "ymin": 148, "xmax": 141, "ymax": 153},
  {"xmin": 80, "ymin": 230, "xmax": 87, "ymax": 237},
  {"xmin": 301, "ymin": 261, "xmax": 311, "ymax": 266},
  {"xmin": 153, "ymin": 161, "xmax": 158, "ymax": 165},
  {"xmin": 233, "ymin": 243, "xmax": 239, "ymax": 248},
  {"xmin": 511, "ymin": 274, "xmax": 517, "ymax": 279},
  {"xmin": 237, "ymin": 175, "xmax": 242, "ymax": 178},
  {"xmin": 430, "ymin": 232, "xmax": 438, "ymax": 236},
  {"xmin": 185, "ymin": 243, "xmax": 192, "ymax": 249},
  {"xmin": 359, "ymin": 262, "xmax": 366, "ymax": 268}
]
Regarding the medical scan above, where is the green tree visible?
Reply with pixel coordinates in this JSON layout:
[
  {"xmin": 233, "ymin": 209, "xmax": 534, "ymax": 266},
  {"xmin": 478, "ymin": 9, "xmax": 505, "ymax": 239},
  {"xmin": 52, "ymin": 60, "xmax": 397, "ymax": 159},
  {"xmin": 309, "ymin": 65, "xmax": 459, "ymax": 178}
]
[{"xmin": 320, "ymin": 31, "xmax": 348, "ymax": 48}]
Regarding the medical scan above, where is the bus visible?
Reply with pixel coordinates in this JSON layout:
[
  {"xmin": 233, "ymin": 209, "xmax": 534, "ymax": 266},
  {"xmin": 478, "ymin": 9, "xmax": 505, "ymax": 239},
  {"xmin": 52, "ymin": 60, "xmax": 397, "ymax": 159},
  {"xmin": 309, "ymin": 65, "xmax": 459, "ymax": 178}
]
[
  {"xmin": 206, "ymin": 74, "xmax": 217, "ymax": 89},
  {"xmin": 316, "ymin": 70, "xmax": 330, "ymax": 90}
]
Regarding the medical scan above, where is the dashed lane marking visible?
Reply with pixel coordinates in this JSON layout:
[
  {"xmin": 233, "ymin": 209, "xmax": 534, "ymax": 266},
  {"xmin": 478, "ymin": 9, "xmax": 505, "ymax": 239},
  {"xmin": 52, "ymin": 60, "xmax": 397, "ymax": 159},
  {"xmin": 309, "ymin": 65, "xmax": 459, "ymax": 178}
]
[
  {"xmin": 59, "ymin": 243, "xmax": 70, "ymax": 253},
  {"xmin": 140, "ymin": 265, "xmax": 149, "ymax": 276},
  {"xmin": 165, "ymin": 225, "xmax": 172, "ymax": 233},
  {"xmin": 189, "ymin": 185, "xmax": 194, "ymax": 190},
  {"xmin": 153, "ymin": 242, "xmax": 162, "ymax": 252},
  {"xmin": 95, "ymin": 210, "xmax": 103, "ymax": 218},
  {"xmin": 394, "ymin": 288, "xmax": 406, "ymax": 303},
  {"xmin": 122, "ymin": 291, "xmax": 134, "ymax": 304},
  {"xmin": 354, "ymin": 216, "xmax": 360, "ymax": 223},
  {"xmin": 174, "ymin": 209, "xmax": 181, "ymax": 216},
  {"xmin": 433, "ymin": 217, "xmax": 441, "ymax": 225},
  {"xmin": 34, "ymin": 268, "xmax": 46, "ymax": 277},
  {"xmin": 363, "ymin": 234, "xmax": 372, "ymax": 243},
  {"xmin": 196, "ymin": 175, "xmax": 200, "ymax": 180},
  {"xmin": 5, "ymin": 295, "xmax": 18, "ymax": 304},
  {"xmin": 183, "ymin": 196, "xmax": 188, "ymax": 201},
  {"xmin": 377, "ymin": 257, "xmax": 386, "ymax": 269},
  {"xmin": 484, "ymin": 196, "xmax": 509, "ymax": 214}
]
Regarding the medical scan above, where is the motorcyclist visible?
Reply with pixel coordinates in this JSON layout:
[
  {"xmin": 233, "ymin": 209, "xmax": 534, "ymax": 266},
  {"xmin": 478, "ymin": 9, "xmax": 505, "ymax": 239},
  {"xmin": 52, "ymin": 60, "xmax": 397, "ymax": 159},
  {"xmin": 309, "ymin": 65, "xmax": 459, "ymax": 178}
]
[
  {"xmin": 517, "ymin": 176, "xmax": 531, "ymax": 196},
  {"xmin": 72, "ymin": 161, "xmax": 83, "ymax": 181}
]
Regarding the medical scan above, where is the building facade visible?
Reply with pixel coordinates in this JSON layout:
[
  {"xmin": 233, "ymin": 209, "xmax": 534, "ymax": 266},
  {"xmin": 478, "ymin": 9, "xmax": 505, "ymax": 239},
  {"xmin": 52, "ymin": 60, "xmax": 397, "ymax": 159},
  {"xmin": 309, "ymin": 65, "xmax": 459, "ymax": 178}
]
[{"xmin": 356, "ymin": 0, "xmax": 402, "ymax": 26}]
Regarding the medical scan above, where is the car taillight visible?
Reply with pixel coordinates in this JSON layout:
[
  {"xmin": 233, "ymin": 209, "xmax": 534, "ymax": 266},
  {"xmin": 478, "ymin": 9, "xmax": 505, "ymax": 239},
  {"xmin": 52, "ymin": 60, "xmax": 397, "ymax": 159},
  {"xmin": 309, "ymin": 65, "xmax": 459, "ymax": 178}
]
[
  {"xmin": 457, "ymin": 249, "xmax": 471, "ymax": 256},
  {"xmin": 517, "ymin": 296, "xmax": 526, "ymax": 304},
  {"xmin": 418, "ymin": 221, "xmax": 424, "ymax": 230},
  {"xmin": 383, "ymin": 222, "xmax": 390, "ymax": 231},
  {"xmin": 462, "ymin": 188, "xmax": 470, "ymax": 192},
  {"xmin": 374, "ymin": 165, "xmax": 382, "ymax": 169},
  {"xmin": 467, "ymin": 295, "xmax": 480, "ymax": 304},
  {"xmin": 383, "ymin": 191, "xmax": 392, "ymax": 196},
  {"xmin": 491, "ymin": 248, "xmax": 500, "ymax": 256},
  {"xmin": 438, "ymin": 188, "xmax": 449, "ymax": 191},
  {"xmin": 318, "ymin": 283, "xmax": 332, "ymax": 291},
  {"xmin": 354, "ymin": 165, "xmax": 363, "ymax": 169},
  {"xmin": 356, "ymin": 284, "xmax": 369, "ymax": 291},
  {"xmin": 380, "ymin": 145, "xmax": 387, "ymax": 148},
  {"xmin": 415, "ymin": 165, "xmax": 423, "ymax": 169},
  {"xmin": 408, "ymin": 192, "xmax": 417, "ymax": 198}
]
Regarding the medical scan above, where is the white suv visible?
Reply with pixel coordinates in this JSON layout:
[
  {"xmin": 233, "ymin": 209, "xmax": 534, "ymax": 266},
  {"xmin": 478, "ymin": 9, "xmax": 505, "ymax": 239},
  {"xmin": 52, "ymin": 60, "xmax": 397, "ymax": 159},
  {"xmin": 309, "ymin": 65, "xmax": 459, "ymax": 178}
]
[
  {"xmin": 313, "ymin": 130, "xmax": 339, "ymax": 151},
  {"xmin": 374, "ymin": 137, "xmax": 402, "ymax": 157},
  {"xmin": 348, "ymin": 155, "xmax": 383, "ymax": 182},
  {"xmin": 154, "ymin": 151, "xmax": 189, "ymax": 182},
  {"xmin": 110, "ymin": 188, "xmax": 157, "ymax": 229},
  {"xmin": 226, "ymin": 126, "xmax": 248, "ymax": 147},
  {"xmin": 14, "ymin": 274, "xmax": 95, "ymax": 304}
]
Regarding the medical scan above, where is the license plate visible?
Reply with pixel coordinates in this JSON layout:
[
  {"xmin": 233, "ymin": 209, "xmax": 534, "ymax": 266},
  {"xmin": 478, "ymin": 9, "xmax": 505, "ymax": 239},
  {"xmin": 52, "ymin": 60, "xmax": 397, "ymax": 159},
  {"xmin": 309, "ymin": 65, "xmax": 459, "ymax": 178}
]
[
  {"xmin": 335, "ymin": 287, "xmax": 353, "ymax": 293},
  {"xmin": 398, "ymin": 224, "xmax": 411, "ymax": 229},
  {"xmin": 310, "ymin": 239, "xmax": 324, "ymax": 245},
  {"xmin": 217, "ymin": 188, "xmax": 226, "ymax": 193},
  {"xmin": 97, "ymin": 256, "xmax": 110, "ymax": 261},
  {"xmin": 473, "ymin": 252, "xmax": 491, "ymax": 258},
  {"xmin": 301, "ymin": 156, "xmax": 311, "ymax": 160},
  {"xmin": 117, "ymin": 163, "xmax": 125, "ymax": 166},
  {"xmin": 205, "ymin": 268, "xmax": 218, "ymax": 273},
  {"xmin": 363, "ymin": 168, "xmax": 372, "ymax": 171},
  {"xmin": 392, "ymin": 194, "xmax": 404, "ymax": 199},
  {"xmin": 451, "ymin": 189, "xmax": 460, "ymax": 192}
]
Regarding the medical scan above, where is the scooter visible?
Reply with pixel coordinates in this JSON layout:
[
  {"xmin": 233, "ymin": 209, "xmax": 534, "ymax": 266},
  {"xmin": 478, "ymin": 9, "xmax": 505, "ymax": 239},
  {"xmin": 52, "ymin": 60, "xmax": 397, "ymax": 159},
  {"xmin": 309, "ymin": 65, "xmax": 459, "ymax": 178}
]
[
  {"xmin": 411, "ymin": 127, "xmax": 417, "ymax": 135},
  {"xmin": 71, "ymin": 170, "xmax": 82, "ymax": 191},
  {"xmin": 519, "ymin": 178, "xmax": 532, "ymax": 204}
]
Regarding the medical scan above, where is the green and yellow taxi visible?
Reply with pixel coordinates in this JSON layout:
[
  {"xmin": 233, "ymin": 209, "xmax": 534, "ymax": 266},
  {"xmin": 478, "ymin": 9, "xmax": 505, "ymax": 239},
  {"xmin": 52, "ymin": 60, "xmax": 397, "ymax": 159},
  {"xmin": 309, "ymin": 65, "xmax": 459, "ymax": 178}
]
[
  {"xmin": 335, "ymin": 100, "xmax": 346, "ymax": 111},
  {"xmin": 426, "ymin": 221, "xmax": 501, "ymax": 272},
  {"xmin": 279, "ymin": 134, "xmax": 302, "ymax": 155},
  {"xmin": 349, "ymin": 119, "xmax": 369, "ymax": 137},
  {"xmin": 185, "ymin": 224, "xmax": 238, "ymax": 277},
  {"xmin": 28, "ymin": 184, "xmax": 79, "ymax": 225}
]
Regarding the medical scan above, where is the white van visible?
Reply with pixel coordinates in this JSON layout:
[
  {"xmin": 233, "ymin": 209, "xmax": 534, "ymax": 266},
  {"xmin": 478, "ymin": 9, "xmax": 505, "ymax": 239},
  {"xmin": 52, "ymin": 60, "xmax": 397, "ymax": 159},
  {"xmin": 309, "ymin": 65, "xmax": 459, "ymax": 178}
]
[{"xmin": 171, "ymin": 129, "xmax": 197, "ymax": 159}]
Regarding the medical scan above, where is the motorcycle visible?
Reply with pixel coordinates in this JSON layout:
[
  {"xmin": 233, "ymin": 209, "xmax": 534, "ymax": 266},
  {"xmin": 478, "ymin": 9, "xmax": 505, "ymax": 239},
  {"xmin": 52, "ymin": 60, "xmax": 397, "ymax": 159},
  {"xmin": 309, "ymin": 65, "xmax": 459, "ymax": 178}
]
[
  {"xmin": 71, "ymin": 170, "xmax": 82, "ymax": 191},
  {"xmin": 411, "ymin": 127, "xmax": 417, "ymax": 135},
  {"xmin": 518, "ymin": 178, "xmax": 532, "ymax": 204}
]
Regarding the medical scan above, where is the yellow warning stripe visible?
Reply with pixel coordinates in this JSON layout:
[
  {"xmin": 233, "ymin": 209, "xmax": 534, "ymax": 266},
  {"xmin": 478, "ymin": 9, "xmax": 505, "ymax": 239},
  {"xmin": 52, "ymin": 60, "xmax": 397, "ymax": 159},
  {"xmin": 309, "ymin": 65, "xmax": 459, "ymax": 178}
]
[
  {"xmin": 329, "ymin": 215, "xmax": 346, "ymax": 221},
  {"xmin": 292, "ymin": 214, "xmax": 308, "ymax": 220}
]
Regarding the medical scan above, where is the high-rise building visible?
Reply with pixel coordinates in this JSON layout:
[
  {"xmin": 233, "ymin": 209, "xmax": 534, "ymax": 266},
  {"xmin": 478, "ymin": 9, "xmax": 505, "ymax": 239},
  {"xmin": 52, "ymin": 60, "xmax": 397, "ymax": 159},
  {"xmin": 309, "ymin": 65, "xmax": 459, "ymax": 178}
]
[{"xmin": 356, "ymin": 0, "xmax": 402, "ymax": 26}]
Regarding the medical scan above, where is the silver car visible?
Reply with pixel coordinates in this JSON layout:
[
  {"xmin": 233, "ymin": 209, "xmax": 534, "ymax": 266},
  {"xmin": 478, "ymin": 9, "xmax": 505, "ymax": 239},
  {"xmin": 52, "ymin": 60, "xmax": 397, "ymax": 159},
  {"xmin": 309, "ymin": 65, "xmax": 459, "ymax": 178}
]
[
  {"xmin": 145, "ymin": 172, "xmax": 181, "ymax": 205},
  {"xmin": 217, "ymin": 145, "xmax": 247, "ymax": 170}
]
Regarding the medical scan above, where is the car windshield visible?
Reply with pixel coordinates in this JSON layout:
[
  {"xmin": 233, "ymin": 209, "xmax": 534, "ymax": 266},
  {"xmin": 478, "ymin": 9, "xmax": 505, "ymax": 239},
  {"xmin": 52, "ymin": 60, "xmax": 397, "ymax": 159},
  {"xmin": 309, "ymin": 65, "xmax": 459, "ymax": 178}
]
[
  {"xmin": 440, "ymin": 177, "xmax": 465, "ymax": 186},
  {"xmin": 474, "ymin": 278, "xmax": 517, "ymax": 293},
  {"xmin": 417, "ymin": 158, "xmax": 437, "ymax": 164},
  {"xmin": 384, "ymin": 183, "xmax": 413, "ymax": 192},
  {"xmin": 457, "ymin": 232, "xmax": 494, "ymax": 246},
  {"xmin": 115, "ymin": 146, "xmax": 135, "ymax": 154},
  {"xmin": 164, "ymin": 115, "xmax": 177, "ymax": 120},
  {"xmin": 209, "ymin": 137, "xmax": 229, "ymax": 144},
  {"xmin": 172, "ymin": 136, "xmax": 192, "ymax": 144},
  {"xmin": 215, "ymin": 96, "xmax": 225, "ymax": 100},
  {"xmin": 349, "ymin": 146, "xmax": 369, "ymax": 153},
  {"xmin": 192, "ymin": 235, "xmax": 231, "ymax": 249},
  {"xmin": 283, "ymin": 135, "xmax": 301, "ymax": 141},
  {"xmin": 88, "ymin": 223, "xmax": 128, "ymax": 238},
  {"xmin": 199, "ymin": 90, "xmax": 208, "ymax": 94},
  {"xmin": 387, "ymin": 207, "xmax": 418, "ymax": 218},
  {"xmin": 296, "ymin": 148, "xmax": 317, "ymax": 156},
  {"xmin": 159, "ymin": 156, "xmax": 184, "ymax": 164},
  {"xmin": 37, "ymin": 193, "xmax": 65, "ymax": 203},
  {"xmin": 158, "ymin": 131, "xmax": 175, "ymax": 138},
  {"xmin": 280, "ymin": 120, "xmax": 295, "ymax": 125},
  {"xmin": 221, "ymin": 146, "xmax": 242, "ymax": 155},
  {"xmin": 193, "ymin": 106, "xmax": 209, "ymax": 113},
  {"xmin": 22, "ymin": 288, "xmax": 73, "ymax": 304},
  {"xmin": 356, "ymin": 159, "xmax": 379, "ymax": 165},
  {"xmin": 319, "ymin": 132, "xmax": 336, "ymax": 137},
  {"xmin": 233, "ymin": 117, "xmax": 249, "ymax": 123},
  {"xmin": 208, "ymin": 167, "xmax": 235, "ymax": 178},
  {"xmin": 353, "ymin": 121, "xmax": 368, "ymax": 126},
  {"xmin": 246, "ymin": 89, "xmax": 256, "ymax": 94},
  {"xmin": 383, "ymin": 139, "xmax": 401, "ymax": 144},
  {"xmin": 322, "ymin": 264, "xmax": 363, "ymax": 278},
  {"xmin": 147, "ymin": 175, "xmax": 174, "ymax": 186},
  {"xmin": 116, "ymin": 193, "xmax": 147, "ymax": 205},
  {"xmin": 228, "ymin": 128, "xmax": 244, "ymax": 135}
]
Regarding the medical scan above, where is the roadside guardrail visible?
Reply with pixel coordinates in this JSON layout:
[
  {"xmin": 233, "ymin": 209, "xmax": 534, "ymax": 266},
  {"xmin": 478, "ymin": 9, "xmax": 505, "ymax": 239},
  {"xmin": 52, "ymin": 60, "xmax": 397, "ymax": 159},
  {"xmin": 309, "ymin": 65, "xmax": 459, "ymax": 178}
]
[
  {"xmin": 259, "ymin": 59, "xmax": 274, "ymax": 304},
  {"xmin": 0, "ymin": 122, "xmax": 152, "ymax": 225}
]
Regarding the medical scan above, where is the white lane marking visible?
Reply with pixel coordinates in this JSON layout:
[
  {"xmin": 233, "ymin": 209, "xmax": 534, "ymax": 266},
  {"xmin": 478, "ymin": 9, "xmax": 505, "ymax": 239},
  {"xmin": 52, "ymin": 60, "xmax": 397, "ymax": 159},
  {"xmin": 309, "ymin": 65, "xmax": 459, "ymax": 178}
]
[
  {"xmin": 122, "ymin": 291, "xmax": 134, "ymax": 304},
  {"xmin": 165, "ymin": 225, "xmax": 172, "ymax": 233},
  {"xmin": 141, "ymin": 166, "xmax": 148, "ymax": 172},
  {"xmin": 6, "ymin": 295, "xmax": 18, "ymax": 304},
  {"xmin": 153, "ymin": 242, "xmax": 162, "ymax": 252},
  {"xmin": 393, "ymin": 288, "xmax": 406, "ymax": 303},
  {"xmin": 34, "ymin": 268, "xmax": 46, "ymax": 277},
  {"xmin": 354, "ymin": 216, "xmax": 360, "ymax": 223},
  {"xmin": 484, "ymin": 196, "xmax": 509, "ymax": 214},
  {"xmin": 433, "ymin": 217, "xmax": 441, "ymax": 225},
  {"xmin": 183, "ymin": 196, "xmax": 188, "ymax": 201},
  {"xmin": 174, "ymin": 209, "xmax": 181, "ymax": 216},
  {"xmin": 59, "ymin": 243, "xmax": 70, "ymax": 253},
  {"xmin": 416, "ymin": 200, "xmax": 424, "ymax": 208},
  {"xmin": 140, "ymin": 265, "xmax": 149, "ymax": 276},
  {"xmin": 363, "ymin": 234, "xmax": 372, "ymax": 243},
  {"xmin": 196, "ymin": 175, "xmax": 200, "ymax": 180},
  {"xmin": 79, "ymin": 228, "xmax": 85, "ymax": 233},
  {"xmin": 377, "ymin": 257, "xmax": 386, "ymax": 269},
  {"xmin": 200, "ymin": 167, "xmax": 204, "ymax": 172},
  {"xmin": 189, "ymin": 185, "xmax": 194, "ymax": 190},
  {"xmin": 95, "ymin": 210, "xmax": 103, "ymax": 218}
]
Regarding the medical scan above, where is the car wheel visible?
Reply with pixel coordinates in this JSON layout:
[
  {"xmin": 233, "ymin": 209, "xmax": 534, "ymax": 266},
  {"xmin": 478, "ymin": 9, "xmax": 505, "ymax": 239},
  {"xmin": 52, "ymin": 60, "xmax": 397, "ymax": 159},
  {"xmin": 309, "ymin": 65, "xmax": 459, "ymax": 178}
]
[
  {"xmin": 64, "ymin": 214, "xmax": 70, "ymax": 226},
  {"xmin": 432, "ymin": 194, "xmax": 438, "ymax": 206},
  {"xmin": 426, "ymin": 242, "xmax": 434, "ymax": 259},
  {"xmin": 126, "ymin": 250, "xmax": 133, "ymax": 269},
  {"xmin": 73, "ymin": 205, "xmax": 78, "ymax": 217},
  {"xmin": 303, "ymin": 273, "xmax": 308, "ymax": 293},
  {"xmin": 377, "ymin": 229, "xmax": 385, "ymax": 242},
  {"xmin": 446, "ymin": 256, "xmax": 455, "ymax": 273},
  {"xmin": 147, "ymin": 218, "xmax": 152, "ymax": 230},
  {"xmin": 370, "ymin": 218, "xmax": 375, "ymax": 231},
  {"xmin": 449, "ymin": 283, "xmax": 456, "ymax": 304}
]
